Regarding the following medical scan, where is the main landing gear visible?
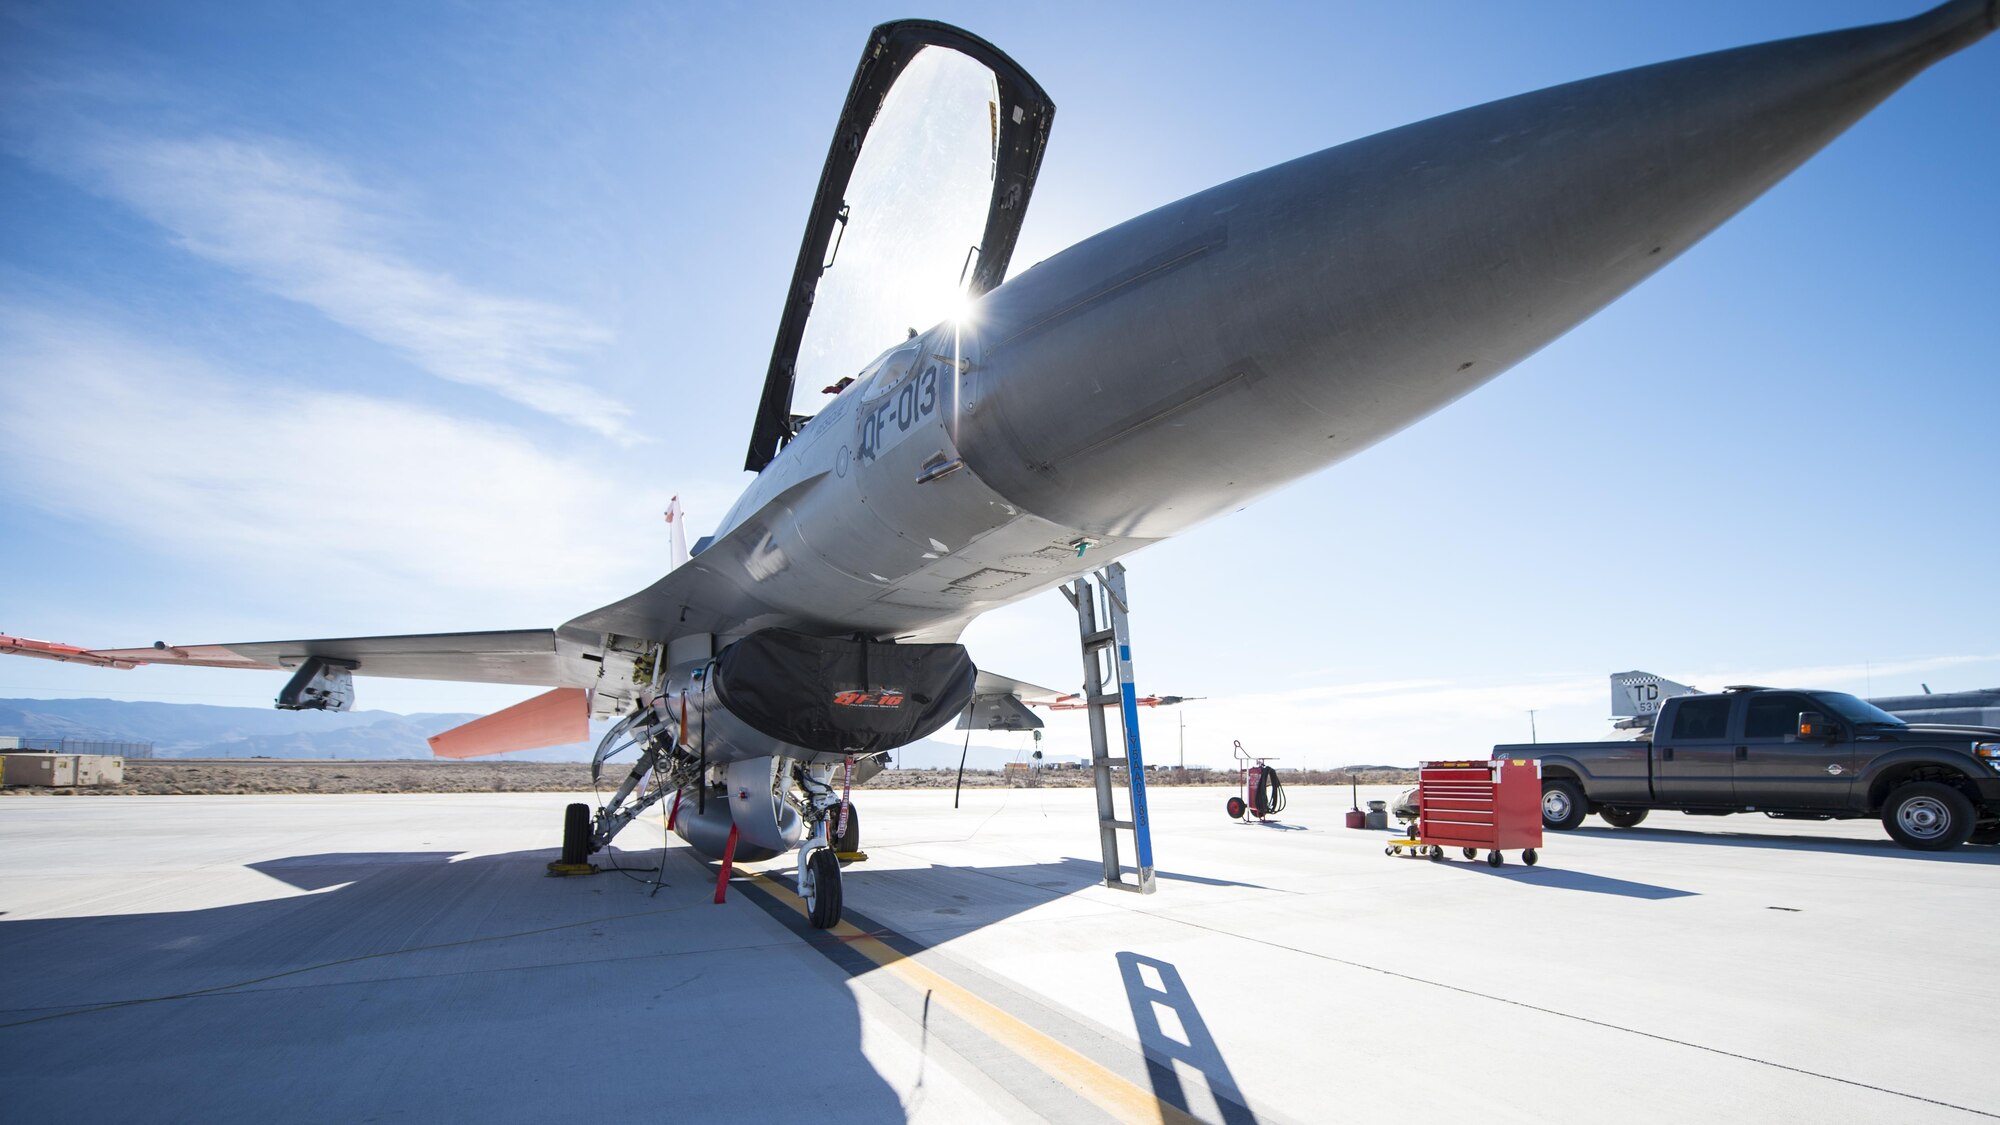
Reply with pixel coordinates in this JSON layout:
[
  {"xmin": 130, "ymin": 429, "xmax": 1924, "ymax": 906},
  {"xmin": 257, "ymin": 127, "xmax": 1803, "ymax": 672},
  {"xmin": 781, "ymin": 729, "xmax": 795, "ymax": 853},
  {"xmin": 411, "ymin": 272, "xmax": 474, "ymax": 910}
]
[
  {"xmin": 546, "ymin": 802, "xmax": 600, "ymax": 875},
  {"xmin": 562, "ymin": 703, "xmax": 872, "ymax": 931}
]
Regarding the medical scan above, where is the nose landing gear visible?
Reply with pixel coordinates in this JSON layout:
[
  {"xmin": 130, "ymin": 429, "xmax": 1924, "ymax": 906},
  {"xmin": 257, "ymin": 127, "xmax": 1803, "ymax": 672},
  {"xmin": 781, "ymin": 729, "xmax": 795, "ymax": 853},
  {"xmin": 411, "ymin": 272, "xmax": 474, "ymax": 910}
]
[
  {"xmin": 795, "ymin": 758, "xmax": 864, "ymax": 929},
  {"xmin": 802, "ymin": 846, "xmax": 844, "ymax": 929}
]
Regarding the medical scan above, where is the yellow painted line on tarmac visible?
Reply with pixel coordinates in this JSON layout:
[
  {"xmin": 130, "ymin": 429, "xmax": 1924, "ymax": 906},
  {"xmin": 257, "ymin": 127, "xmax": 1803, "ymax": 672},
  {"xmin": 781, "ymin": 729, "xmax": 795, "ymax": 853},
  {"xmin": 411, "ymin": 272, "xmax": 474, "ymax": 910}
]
[{"xmin": 744, "ymin": 870, "xmax": 1199, "ymax": 1125}]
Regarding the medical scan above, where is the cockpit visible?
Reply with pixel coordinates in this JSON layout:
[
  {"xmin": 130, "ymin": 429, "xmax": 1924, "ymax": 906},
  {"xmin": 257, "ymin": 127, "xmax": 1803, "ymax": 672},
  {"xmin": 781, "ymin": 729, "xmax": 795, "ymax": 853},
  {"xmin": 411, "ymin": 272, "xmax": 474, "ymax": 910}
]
[{"xmin": 742, "ymin": 22, "xmax": 1054, "ymax": 473}]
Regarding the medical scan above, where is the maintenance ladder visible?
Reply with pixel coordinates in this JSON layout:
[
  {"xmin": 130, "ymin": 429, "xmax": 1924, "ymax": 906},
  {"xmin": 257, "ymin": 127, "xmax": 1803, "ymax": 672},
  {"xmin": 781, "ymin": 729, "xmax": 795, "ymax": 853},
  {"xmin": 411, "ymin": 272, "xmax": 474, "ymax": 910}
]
[{"xmin": 1061, "ymin": 562, "xmax": 1157, "ymax": 894}]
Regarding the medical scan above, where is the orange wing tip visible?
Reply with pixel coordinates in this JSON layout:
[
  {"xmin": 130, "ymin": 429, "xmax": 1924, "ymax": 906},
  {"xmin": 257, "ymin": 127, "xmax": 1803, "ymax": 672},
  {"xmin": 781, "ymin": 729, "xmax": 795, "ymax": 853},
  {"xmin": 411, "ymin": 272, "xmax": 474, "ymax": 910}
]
[
  {"xmin": 428, "ymin": 687, "xmax": 590, "ymax": 759},
  {"xmin": 0, "ymin": 634, "xmax": 140, "ymax": 669},
  {"xmin": 0, "ymin": 634, "xmax": 282, "ymax": 671}
]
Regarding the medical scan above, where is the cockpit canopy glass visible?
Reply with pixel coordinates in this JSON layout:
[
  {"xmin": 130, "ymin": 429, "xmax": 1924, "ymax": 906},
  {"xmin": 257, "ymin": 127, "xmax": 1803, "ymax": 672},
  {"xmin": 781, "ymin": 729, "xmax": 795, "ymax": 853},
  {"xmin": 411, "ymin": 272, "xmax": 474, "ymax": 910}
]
[
  {"xmin": 791, "ymin": 46, "xmax": 998, "ymax": 419},
  {"xmin": 744, "ymin": 22, "xmax": 1053, "ymax": 473}
]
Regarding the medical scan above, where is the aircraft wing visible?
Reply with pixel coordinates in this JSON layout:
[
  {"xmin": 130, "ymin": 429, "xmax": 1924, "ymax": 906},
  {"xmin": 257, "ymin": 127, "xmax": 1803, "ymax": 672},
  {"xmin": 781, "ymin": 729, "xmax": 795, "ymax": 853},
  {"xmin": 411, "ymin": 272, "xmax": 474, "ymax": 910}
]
[
  {"xmin": 0, "ymin": 628, "xmax": 586, "ymax": 686},
  {"xmin": 2, "ymin": 627, "xmax": 609, "ymax": 756},
  {"xmin": 972, "ymin": 670, "xmax": 1069, "ymax": 705},
  {"xmin": 6, "ymin": 477, "xmax": 828, "ymax": 701},
  {"xmin": 957, "ymin": 669, "xmax": 1071, "ymax": 732}
]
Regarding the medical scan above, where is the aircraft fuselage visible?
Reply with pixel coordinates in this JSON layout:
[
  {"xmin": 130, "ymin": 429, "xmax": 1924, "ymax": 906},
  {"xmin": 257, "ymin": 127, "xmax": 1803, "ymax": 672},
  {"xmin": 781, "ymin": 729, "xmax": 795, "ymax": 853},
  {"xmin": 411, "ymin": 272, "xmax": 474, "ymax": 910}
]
[{"xmin": 682, "ymin": 2, "xmax": 1993, "ymax": 652}]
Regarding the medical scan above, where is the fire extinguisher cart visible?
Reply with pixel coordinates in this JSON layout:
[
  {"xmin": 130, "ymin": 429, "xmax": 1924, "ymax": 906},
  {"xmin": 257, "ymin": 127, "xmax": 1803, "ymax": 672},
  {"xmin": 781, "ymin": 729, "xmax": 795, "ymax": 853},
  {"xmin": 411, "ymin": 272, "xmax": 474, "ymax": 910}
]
[
  {"xmin": 1387, "ymin": 759, "xmax": 1542, "ymax": 867},
  {"xmin": 1225, "ymin": 740, "xmax": 1286, "ymax": 822}
]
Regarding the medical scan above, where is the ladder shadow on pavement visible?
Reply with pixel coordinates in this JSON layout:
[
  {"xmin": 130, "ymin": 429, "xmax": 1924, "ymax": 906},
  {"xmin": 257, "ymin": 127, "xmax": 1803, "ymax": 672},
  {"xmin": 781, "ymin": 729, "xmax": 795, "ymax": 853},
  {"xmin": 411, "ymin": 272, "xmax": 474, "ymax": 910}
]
[{"xmin": 1118, "ymin": 952, "xmax": 1259, "ymax": 1125}]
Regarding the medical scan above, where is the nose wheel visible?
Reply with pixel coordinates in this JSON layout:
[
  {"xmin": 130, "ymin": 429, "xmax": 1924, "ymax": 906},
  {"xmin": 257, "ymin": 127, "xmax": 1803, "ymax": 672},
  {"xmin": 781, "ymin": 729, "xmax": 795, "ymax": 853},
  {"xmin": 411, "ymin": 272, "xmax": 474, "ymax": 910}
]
[{"xmin": 801, "ymin": 847, "xmax": 844, "ymax": 929}]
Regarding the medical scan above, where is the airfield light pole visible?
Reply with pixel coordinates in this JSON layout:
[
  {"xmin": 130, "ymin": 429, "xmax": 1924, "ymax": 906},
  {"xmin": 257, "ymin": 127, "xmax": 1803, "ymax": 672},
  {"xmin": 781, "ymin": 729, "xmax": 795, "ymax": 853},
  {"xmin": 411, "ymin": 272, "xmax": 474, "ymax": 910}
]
[
  {"xmin": 1178, "ymin": 711, "xmax": 1185, "ymax": 770},
  {"xmin": 1528, "ymin": 710, "xmax": 1539, "ymax": 744}
]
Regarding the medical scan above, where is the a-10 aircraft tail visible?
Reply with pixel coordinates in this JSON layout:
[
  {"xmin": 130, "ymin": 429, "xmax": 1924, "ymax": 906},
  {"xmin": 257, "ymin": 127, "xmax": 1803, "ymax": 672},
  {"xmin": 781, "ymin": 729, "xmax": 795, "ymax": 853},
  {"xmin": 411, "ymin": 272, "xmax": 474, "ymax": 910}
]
[
  {"xmin": 1607, "ymin": 670, "xmax": 2000, "ymax": 730},
  {"xmin": 1609, "ymin": 670, "xmax": 1699, "ymax": 728}
]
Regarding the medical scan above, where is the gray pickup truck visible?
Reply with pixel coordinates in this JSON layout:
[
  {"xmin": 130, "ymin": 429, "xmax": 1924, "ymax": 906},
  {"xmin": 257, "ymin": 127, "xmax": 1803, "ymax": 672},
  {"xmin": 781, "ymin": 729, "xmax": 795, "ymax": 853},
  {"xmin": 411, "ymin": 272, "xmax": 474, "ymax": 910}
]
[{"xmin": 1495, "ymin": 687, "xmax": 2000, "ymax": 850}]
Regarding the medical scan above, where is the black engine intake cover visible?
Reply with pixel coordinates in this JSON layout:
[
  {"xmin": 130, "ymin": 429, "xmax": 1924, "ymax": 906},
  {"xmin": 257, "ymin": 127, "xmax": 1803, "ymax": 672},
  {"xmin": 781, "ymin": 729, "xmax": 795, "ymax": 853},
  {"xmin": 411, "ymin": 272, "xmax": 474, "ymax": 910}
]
[{"xmin": 712, "ymin": 628, "xmax": 975, "ymax": 754}]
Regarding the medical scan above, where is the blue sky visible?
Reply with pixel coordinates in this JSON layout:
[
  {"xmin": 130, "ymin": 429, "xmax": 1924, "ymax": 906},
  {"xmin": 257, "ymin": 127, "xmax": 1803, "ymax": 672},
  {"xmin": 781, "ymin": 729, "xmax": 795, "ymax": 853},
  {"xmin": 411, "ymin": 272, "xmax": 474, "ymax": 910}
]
[{"xmin": 2, "ymin": 1, "xmax": 1994, "ymax": 767}]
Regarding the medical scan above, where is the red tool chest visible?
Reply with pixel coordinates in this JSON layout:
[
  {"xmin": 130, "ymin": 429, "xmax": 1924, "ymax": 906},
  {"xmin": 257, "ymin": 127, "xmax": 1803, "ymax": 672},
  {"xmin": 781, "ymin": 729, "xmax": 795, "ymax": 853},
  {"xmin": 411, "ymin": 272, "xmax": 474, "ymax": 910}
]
[{"xmin": 1389, "ymin": 759, "xmax": 1543, "ymax": 867}]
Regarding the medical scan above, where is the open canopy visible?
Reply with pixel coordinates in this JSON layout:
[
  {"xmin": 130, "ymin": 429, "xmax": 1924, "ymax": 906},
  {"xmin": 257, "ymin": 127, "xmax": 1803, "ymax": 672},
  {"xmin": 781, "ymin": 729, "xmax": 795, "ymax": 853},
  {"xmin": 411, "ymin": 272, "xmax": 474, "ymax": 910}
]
[{"xmin": 743, "ymin": 20, "xmax": 1055, "ymax": 472}]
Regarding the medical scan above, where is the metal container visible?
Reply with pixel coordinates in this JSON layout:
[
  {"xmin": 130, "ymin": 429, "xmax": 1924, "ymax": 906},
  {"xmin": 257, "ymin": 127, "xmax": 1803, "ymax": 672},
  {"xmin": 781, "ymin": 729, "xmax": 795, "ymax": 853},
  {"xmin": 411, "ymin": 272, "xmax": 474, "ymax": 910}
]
[
  {"xmin": 1363, "ymin": 800, "xmax": 1389, "ymax": 830},
  {"xmin": 0, "ymin": 754, "xmax": 78, "ymax": 787},
  {"xmin": 73, "ymin": 755, "xmax": 125, "ymax": 785}
]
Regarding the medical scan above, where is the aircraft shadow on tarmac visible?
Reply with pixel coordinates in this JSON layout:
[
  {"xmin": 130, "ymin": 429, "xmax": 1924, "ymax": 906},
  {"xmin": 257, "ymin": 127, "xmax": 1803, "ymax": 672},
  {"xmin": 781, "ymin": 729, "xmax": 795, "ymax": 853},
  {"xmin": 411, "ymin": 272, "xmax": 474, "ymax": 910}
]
[
  {"xmin": 1568, "ymin": 825, "xmax": 2000, "ymax": 864},
  {"xmin": 0, "ymin": 847, "xmax": 912, "ymax": 1122},
  {"xmin": 0, "ymin": 845, "xmax": 1274, "ymax": 1123},
  {"xmin": 810, "ymin": 854, "xmax": 1270, "ymax": 934},
  {"xmin": 1064, "ymin": 857, "xmax": 1273, "ymax": 890}
]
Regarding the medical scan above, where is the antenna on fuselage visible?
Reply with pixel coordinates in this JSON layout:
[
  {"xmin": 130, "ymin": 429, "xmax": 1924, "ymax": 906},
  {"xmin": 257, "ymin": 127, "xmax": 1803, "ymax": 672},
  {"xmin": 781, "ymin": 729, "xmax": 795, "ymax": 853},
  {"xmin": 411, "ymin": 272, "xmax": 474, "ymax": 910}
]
[{"xmin": 663, "ymin": 496, "xmax": 689, "ymax": 571}]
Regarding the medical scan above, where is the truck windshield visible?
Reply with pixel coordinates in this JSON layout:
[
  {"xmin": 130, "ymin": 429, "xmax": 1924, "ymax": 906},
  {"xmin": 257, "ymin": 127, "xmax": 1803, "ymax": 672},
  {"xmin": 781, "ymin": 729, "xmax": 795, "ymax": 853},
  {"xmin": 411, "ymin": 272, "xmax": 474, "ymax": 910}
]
[{"xmin": 1816, "ymin": 692, "xmax": 1906, "ymax": 727}]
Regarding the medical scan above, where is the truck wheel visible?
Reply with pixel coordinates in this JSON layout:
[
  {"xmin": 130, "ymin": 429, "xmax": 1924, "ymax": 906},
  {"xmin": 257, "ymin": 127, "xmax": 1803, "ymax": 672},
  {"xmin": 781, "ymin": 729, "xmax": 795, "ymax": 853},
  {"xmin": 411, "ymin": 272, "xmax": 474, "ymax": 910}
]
[
  {"xmin": 1541, "ymin": 780, "xmax": 1588, "ymax": 831},
  {"xmin": 1881, "ymin": 782, "xmax": 1976, "ymax": 851},
  {"xmin": 1599, "ymin": 806, "xmax": 1649, "ymax": 829}
]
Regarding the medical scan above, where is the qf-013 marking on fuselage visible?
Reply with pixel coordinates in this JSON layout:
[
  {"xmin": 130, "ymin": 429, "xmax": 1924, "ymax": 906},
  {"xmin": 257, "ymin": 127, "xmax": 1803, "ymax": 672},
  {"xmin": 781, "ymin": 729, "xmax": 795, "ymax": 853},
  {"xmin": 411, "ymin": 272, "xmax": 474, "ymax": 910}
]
[
  {"xmin": 857, "ymin": 360, "xmax": 943, "ymax": 465},
  {"xmin": 6, "ymin": 6, "xmax": 1993, "ymax": 930}
]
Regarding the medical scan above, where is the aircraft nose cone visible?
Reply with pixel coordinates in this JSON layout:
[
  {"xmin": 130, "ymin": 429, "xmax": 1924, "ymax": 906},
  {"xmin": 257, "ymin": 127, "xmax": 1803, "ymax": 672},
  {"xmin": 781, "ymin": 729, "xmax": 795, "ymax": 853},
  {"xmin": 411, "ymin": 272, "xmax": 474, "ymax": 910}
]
[
  {"xmin": 956, "ymin": 3, "xmax": 1992, "ymax": 540},
  {"xmin": 1922, "ymin": 0, "xmax": 1999, "ymax": 41}
]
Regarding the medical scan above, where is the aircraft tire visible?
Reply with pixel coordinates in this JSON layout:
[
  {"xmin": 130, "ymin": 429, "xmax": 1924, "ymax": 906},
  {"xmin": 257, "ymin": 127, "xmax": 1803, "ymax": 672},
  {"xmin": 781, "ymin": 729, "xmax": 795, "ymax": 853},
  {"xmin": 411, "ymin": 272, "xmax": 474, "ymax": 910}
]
[
  {"xmin": 806, "ymin": 848, "xmax": 843, "ymax": 930},
  {"xmin": 1540, "ymin": 780, "xmax": 1588, "ymax": 831},
  {"xmin": 831, "ymin": 803, "xmax": 860, "ymax": 854},
  {"xmin": 1881, "ymin": 782, "xmax": 1976, "ymax": 851},
  {"xmin": 1599, "ymin": 806, "xmax": 1649, "ymax": 829},
  {"xmin": 560, "ymin": 802, "xmax": 592, "ymax": 865}
]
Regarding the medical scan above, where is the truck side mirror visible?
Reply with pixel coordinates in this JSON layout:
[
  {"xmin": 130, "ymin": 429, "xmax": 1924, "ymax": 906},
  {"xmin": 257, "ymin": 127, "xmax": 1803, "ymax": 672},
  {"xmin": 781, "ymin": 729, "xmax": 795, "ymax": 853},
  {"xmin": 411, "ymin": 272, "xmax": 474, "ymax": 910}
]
[{"xmin": 1796, "ymin": 711, "xmax": 1832, "ymax": 740}]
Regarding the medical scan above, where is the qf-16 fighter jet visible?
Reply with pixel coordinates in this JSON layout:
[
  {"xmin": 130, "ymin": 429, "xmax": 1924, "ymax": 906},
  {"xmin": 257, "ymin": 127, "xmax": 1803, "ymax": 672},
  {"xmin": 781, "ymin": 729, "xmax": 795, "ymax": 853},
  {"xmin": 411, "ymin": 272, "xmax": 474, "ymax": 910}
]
[{"xmin": 5, "ymin": 5, "xmax": 1991, "ymax": 927}]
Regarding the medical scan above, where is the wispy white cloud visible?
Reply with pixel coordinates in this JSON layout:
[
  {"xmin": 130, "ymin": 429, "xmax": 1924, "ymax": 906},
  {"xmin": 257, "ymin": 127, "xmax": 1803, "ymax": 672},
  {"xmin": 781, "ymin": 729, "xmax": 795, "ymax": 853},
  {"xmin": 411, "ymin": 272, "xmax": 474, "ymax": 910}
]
[
  {"xmin": 1169, "ymin": 674, "xmax": 1607, "ymax": 764},
  {"xmin": 1681, "ymin": 655, "xmax": 2000, "ymax": 694},
  {"xmin": 0, "ymin": 308, "xmax": 662, "ymax": 601},
  {"xmin": 34, "ymin": 129, "xmax": 633, "ymax": 441},
  {"xmin": 1122, "ymin": 656, "xmax": 2000, "ymax": 769}
]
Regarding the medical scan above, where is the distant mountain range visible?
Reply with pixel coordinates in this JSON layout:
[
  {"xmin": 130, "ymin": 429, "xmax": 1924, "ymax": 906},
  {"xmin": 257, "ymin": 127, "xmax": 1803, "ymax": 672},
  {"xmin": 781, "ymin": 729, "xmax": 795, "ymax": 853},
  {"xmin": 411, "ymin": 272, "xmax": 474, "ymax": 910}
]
[
  {"xmin": 0, "ymin": 697, "xmax": 1042, "ymax": 768},
  {"xmin": 0, "ymin": 697, "xmax": 592, "ymax": 762}
]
